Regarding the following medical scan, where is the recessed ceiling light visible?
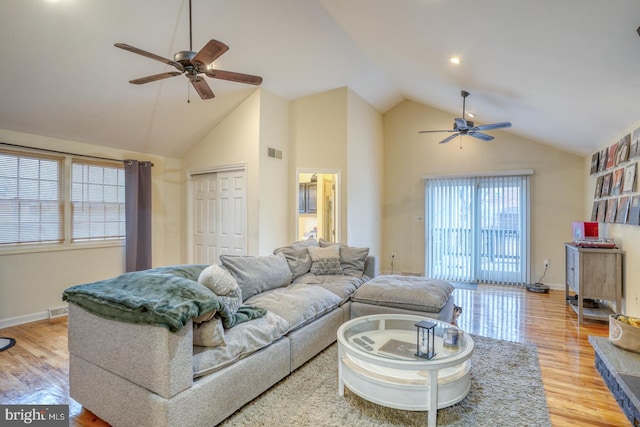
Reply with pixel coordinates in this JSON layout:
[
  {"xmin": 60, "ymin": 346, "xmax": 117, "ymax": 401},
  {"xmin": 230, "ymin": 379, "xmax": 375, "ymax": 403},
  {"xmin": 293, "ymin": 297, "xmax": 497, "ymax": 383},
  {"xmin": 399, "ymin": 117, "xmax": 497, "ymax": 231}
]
[
  {"xmin": 449, "ymin": 57, "xmax": 461, "ymax": 64},
  {"xmin": 467, "ymin": 112, "xmax": 475, "ymax": 118}
]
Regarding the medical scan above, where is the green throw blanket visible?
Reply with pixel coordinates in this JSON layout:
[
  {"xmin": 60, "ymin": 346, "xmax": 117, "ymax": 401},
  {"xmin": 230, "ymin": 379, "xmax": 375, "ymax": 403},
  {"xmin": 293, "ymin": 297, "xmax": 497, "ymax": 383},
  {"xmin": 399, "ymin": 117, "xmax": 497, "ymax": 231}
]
[{"xmin": 62, "ymin": 265, "xmax": 266, "ymax": 332}]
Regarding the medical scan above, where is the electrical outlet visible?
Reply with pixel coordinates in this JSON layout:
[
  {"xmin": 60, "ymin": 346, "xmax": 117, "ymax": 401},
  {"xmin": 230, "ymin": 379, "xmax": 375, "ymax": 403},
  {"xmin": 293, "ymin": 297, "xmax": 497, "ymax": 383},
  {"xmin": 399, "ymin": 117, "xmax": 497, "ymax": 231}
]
[{"xmin": 544, "ymin": 259, "xmax": 549, "ymax": 268}]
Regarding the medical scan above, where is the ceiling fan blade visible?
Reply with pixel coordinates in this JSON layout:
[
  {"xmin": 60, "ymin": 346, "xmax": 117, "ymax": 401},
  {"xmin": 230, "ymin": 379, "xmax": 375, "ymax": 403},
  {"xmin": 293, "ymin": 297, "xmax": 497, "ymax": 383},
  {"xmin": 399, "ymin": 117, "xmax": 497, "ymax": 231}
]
[
  {"xmin": 129, "ymin": 72, "xmax": 182, "ymax": 85},
  {"xmin": 191, "ymin": 77, "xmax": 215, "ymax": 99},
  {"xmin": 204, "ymin": 69, "xmax": 263, "ymax": 85},
  {"xmin": 114, "ymin": 43, "xmax": 184, "ymax": 72},
  {"xmin": 454, "ymin": 118, "xmax": 468, "ymax": 129},
  {"xmin": 469, "ymin": 132, "xmax": 495, "ymax": 141},
  {"xmin": 439, "ymin": 133, "xmax": 461, "ymax": 144},
  {"xmin": 191, "ymin": 39, "xmax": 229, "ymax": 68},
  {"xmin": 473, "ymin": 122, "xmax": 512, "ymax": 131},
  {"xmin": 419, "ymin": 129, "xmax": 457, "ymax": 134}
]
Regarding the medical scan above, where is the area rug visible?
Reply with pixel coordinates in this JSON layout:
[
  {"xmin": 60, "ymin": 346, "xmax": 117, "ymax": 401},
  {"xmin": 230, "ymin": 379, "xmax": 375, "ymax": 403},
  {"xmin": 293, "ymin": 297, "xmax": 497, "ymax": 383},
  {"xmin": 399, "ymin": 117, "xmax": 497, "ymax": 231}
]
[
  {"xmin": 220, "ymin": 335, "xmax": 551, "ymax": 426},
  {"xmin": 0, "ymin": 337, "xmax": 16, "ymax": 352}
]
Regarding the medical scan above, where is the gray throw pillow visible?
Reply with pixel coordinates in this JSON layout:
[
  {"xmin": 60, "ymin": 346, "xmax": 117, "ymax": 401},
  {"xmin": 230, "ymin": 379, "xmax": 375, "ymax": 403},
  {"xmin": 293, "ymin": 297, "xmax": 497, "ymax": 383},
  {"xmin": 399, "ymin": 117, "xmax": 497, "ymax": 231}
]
[
  {"xmin": 307, "ymin": 246, "xmax": 343, "ymax": 275},
  {"xmin": 340, "ymin": 246, "xmax": 370, "ymax": 277},
  {"xmin": 220, "ymin": 253, "xmax": 292, "ymax": 300},
  {"xmin": 273, "ymin": 245, "xmax": 312, "ymax": 282}
]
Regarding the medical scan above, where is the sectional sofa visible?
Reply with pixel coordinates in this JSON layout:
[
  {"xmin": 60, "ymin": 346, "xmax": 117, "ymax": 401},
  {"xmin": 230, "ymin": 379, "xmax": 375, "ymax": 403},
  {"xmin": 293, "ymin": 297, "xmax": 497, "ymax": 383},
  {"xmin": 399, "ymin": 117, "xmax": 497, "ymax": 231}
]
[{"xmin": 63, "ymin": 239, "xmax": 455, "ymax": 426}]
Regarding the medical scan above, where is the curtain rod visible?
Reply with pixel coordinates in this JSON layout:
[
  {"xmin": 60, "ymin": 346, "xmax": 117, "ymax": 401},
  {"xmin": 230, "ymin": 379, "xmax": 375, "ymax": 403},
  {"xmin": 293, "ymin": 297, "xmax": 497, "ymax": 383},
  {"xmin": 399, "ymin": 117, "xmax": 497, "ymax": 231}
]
[{"xmin": 0, "ymin": 141, "xmax": 154, "ymax": 166}]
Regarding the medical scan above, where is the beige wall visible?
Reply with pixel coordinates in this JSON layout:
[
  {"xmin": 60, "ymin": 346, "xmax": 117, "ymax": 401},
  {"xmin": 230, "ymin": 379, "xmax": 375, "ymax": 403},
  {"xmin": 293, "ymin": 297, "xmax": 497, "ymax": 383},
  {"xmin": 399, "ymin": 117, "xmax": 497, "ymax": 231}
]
[
  {"xmin": 289, "ymin": 87, "xmax": 385, "ymax": 267},
  {"xmin": 584, "ymin": 123, "xmax": 640, "ymax": 317},
  {"xmin": 258, "ymin": 90, "xmax": 290, "ymax": 254},
  {"xmin": 0, "ymin": 129, "xmax": 182, "ymax": 326},
  {"xmin": 382, "ymin": 100, "xmax": 584, "ymax": 284},
  {"xmin": 181, "ymin": 89, "xmax": 291, "ymax": 256},
  {"xmin": 346, "ymin": 90, "xmax": 384, "ymax": 270},
  {"xmin": 289, "ymin": 88, "xmax": 348, "ymax": 242}
]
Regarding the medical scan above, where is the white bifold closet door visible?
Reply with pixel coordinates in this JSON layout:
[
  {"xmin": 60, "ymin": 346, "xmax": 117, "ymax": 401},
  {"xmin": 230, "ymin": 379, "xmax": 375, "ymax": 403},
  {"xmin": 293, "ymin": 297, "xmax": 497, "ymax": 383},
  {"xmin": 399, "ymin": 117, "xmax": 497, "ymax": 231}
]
[{"xmin": 191, "ymin": 169, "xmax": 247, "ymax": 265}]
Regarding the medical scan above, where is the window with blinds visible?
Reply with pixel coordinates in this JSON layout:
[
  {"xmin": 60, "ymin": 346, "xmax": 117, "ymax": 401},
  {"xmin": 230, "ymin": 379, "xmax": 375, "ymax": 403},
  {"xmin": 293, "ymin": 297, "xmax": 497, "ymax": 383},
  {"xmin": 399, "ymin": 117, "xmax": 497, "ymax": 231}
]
[
  {"xmin": 0, "ymin": 150, "xmax": 64, "ymax": 245},
  {"xmin": 71, "ymin": 160, "xmax": 125, "ymax": 242},
  {"xmin": 0, "ymin": 148, "xmax": 126, "ymax": 249}
]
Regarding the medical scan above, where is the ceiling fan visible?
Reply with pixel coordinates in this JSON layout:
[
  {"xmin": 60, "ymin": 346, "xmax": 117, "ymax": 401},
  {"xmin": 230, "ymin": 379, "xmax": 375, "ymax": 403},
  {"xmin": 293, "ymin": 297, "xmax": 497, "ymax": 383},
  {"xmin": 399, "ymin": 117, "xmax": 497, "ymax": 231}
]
[
  {"xmin": 419, "ymin": 90, "xmax": 511, "ymax": 144},
  {"xmin": 114, "ymin": 0, "xmax": 262, "ymax": 100}
]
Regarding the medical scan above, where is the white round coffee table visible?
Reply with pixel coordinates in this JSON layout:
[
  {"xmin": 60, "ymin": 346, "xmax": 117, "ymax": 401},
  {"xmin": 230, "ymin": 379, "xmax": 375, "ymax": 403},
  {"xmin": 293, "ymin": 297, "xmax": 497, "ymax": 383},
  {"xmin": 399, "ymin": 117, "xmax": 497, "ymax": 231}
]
[{"xmin": 337, "ymin": 314, "xmax": 474, "ymax": 427}]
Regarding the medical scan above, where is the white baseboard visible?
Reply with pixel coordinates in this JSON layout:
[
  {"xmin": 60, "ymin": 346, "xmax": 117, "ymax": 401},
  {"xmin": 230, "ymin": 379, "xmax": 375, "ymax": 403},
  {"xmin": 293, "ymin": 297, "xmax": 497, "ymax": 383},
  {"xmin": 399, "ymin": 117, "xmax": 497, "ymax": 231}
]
[{"xmin": 0, "ymin": 311, "xmax": 50, "ymax": 329}]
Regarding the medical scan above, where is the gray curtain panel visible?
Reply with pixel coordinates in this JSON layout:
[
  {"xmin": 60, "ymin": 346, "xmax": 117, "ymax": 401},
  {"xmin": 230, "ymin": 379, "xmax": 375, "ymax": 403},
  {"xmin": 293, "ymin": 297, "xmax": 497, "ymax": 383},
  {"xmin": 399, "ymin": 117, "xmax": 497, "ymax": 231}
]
[{"xmin": 125, "ymin": 160, "xmax": 152, "ymax": 272}]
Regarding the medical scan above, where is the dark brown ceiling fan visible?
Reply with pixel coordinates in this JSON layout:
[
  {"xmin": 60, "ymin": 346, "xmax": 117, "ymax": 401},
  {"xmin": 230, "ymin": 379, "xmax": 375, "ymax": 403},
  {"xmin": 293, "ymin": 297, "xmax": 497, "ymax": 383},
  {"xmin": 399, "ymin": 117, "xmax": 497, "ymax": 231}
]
[
  {"xmin": 419, "ymin": 90, "xmax": 511, "ymax": 144},
  {"xmin": 114, "ymin": 0, "xmax": 262, "ymax": 100}
]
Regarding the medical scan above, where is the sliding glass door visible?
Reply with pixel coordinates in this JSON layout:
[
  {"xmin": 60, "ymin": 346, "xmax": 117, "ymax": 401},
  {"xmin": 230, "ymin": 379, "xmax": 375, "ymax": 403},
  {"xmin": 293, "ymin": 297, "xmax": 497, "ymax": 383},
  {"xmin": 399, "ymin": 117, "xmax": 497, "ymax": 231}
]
[{"xmin": 425, "ymin": 173, "xmax": 530, "ymax": 285}]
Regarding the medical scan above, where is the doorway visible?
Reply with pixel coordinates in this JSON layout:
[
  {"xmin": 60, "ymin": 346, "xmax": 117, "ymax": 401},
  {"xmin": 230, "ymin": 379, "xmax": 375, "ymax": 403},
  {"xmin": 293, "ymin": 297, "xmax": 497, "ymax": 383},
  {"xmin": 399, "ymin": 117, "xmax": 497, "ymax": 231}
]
[{"xmin": 297, "ymin": 171, "xmax": 339, "ymax": 242}]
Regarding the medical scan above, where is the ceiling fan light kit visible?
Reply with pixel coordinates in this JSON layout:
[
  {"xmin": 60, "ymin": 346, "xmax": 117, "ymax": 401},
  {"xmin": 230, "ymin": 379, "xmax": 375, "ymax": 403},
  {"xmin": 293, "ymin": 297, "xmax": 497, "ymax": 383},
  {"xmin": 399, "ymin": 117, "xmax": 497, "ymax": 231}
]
[
  {"xmin": 419, "ymin": 90, "xmax": 512, "ymax": 145},
  {"xmin": 114, "ymin": 0, "xmax": 262, "ymax": 100}
]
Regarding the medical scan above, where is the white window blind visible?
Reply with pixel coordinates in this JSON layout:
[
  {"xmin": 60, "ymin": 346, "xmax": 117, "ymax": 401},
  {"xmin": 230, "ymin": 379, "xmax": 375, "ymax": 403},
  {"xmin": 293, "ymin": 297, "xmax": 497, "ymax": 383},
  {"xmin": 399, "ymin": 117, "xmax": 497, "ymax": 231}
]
[
  {"xmin": 425, "ymin": 173, "xmax": 530, "ymax": 285},
  {"xmin": 71, "ymin": 160, "xmax": 125, "ymax": 242},
  {"xmin": 0, "ymin": 150, "xmax": 64, "ymax": 245}
]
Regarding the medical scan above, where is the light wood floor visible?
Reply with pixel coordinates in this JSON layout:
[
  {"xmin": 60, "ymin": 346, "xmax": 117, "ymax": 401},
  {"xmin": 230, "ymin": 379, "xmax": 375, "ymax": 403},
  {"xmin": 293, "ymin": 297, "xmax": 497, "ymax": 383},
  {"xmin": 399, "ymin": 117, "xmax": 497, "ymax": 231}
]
[{"xmin": 0, "ymin": 285, "xmax": 630, "ymax": 426}]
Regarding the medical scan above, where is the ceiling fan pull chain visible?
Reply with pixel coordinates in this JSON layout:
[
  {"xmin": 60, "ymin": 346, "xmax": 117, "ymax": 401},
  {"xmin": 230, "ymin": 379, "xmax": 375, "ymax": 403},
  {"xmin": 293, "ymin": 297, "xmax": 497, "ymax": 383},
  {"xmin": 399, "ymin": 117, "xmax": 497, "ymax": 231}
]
[{"xmin": 187, "ymin": 81, "xmax": 191, "ymax": 103}]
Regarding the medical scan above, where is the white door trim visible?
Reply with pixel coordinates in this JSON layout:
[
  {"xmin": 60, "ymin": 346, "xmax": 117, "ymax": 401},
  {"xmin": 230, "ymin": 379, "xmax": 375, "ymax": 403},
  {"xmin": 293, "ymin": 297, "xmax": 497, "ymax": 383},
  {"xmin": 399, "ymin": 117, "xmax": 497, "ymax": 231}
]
[{"xmin": 295, "ymin": 168, "xmax": 341, "ymax": 243}]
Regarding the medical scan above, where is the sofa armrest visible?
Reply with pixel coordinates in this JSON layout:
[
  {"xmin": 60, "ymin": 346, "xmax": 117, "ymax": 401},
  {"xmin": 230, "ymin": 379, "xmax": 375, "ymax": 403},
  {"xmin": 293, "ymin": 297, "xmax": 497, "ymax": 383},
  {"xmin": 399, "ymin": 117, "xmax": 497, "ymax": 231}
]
[
  {"xmin": 364, "ymin": 255, "xmax": 376, "ymax": 278},
  {"xmin": 68, "ymin": 303, "xmax": 193, "ymax": 399}
]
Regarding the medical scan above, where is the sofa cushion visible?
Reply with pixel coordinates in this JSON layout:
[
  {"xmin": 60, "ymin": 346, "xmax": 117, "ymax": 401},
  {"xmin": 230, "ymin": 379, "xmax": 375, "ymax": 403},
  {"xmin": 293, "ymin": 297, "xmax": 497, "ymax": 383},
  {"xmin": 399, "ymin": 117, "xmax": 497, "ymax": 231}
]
[
  {"xmin": 273, "ymin": 245, "xmax": 312, "ymax": 282},
  {"xmin": 293, "ymin": 273, "xmax": 368, "ymax": 303},
  {"xmin": 307, "ymin": 246, "xmax": 342, "ymax": 275},
  {"xmin": 192, "ymin": 311, "xmax": 290, "ymax": 378},
  {"xmin": 192, "ymin": 317, "xmax": 226, "ymax": 347},
  {"xmin": 220, "ymin": 253, "xmax": 292, "ymax": 300},
  {"xmin": 318, "ymin": 240, "xmax": 370, "ymax": 277},
  {"xmin": 340, "ymin": 246, "xmax": 370, "ymax": 277},
  {"xmin": 195, "ymin": 264, "xmax": 242, "ymax": 322},
  {"xmin": 197, "ymin": 264, "xmax": 239, "ymax": 296},
  {"xmin": 351, "ymin": 275, "xmax": 454, "ymax": 313},
  {"xmin": 245, "ymin": 283, "xmax": 342, "ymax": 331}
]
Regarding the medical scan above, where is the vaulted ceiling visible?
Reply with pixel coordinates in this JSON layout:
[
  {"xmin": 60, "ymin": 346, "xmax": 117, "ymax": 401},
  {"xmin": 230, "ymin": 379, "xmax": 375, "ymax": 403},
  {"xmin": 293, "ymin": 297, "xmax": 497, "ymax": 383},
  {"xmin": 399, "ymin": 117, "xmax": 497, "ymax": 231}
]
[{"xmin": 1, "ymin": 0, "xmax": 640, "ymax": 158}]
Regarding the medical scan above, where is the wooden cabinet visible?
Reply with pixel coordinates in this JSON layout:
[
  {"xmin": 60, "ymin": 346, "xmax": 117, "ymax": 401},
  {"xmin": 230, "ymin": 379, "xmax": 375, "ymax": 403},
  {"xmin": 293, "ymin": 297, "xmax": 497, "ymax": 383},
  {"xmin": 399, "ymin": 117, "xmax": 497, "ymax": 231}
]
[
  {"xmin": 564, "ymin": 243, "xmax": 624, "ymax": 324},
  {"xmin": 299, "ymin": 182, "xmax": 317, "ymax": 213}
]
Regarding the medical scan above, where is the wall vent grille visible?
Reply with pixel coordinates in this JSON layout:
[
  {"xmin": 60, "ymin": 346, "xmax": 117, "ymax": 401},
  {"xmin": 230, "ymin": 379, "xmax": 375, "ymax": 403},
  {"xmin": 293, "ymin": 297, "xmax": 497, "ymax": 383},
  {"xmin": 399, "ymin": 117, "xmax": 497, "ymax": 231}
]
[
  {"xmin": 48, "ymin": 305, "xmax": 69, "ymax": 319},
  {"xmin": 267, "ymin": 147, "xmax": 283, "ymax": 159}
]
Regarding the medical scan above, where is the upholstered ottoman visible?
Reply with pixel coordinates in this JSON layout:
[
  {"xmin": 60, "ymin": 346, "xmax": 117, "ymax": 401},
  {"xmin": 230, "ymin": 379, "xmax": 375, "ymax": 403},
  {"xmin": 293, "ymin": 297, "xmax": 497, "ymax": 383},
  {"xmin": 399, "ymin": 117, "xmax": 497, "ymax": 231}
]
[{"xmin": 349, "ymin": 275, "xmax": 455, "ymax": 323}]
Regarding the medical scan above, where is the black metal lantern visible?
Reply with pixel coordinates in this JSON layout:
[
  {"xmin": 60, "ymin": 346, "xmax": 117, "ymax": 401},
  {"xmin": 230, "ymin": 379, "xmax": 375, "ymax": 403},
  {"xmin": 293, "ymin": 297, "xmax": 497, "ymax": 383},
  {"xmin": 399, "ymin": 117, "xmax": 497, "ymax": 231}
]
[{"xmin": 415, "ymin": 320, "xmax": 436, "ymax": 359}]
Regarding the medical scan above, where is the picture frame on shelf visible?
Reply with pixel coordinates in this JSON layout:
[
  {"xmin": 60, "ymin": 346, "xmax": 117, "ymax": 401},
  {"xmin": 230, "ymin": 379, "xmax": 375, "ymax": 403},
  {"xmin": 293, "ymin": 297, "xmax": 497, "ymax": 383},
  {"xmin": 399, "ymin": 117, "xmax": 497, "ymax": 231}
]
[
  {"xmin": 601, "ymin": 172, "xmax": 613, "ymax": 196},
  {"xmin": 598, "ymin": 147, "xmax": 608, "ymax": 172},
  {"xmin": 629, "ymin": 195, "xmax": 640, "ymax": 226},
  {"xmin": 605, "ymin": 198, "xmax": 618, "ymax": 223},
  {"xmin": 622, "ymin": 162, "xmax": 637, "ymax": 193},
  {"xmin": 631, "ymin": 127, "xmax": 640, "ymax": 158},
  {"xmin": 594, "ymin": 175, "xmax": 604, "ymax": 198},
  {"xmin": 616, "ymin": 196, "xmax": 630, "ymax": 224},
  {"xmin": 607, "ymin": 143, "xmax": 618, "ymax": 169},
  {"xmin": 611, "ymin": 168, "xmax": 624, "ymax": 195},
  {"xmin": 591, "ymin": 201, "xmax": 598, "ymax": 221},
  {"xmin": 597, "ymin": 200, "xmax": 607, "ymax": 223},
  {"xmin": 616, "ymin": 134, "xmax": 631, "ymax": 165},
  {"xmin": 590, "ymin": 152, "xmax": 599, "ymax": 175}
]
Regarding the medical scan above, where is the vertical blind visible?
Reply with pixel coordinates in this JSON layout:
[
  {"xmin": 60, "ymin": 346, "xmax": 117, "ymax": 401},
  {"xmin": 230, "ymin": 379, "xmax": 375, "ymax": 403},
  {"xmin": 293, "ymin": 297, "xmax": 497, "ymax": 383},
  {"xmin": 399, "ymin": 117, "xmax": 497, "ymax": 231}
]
[{"xmin": 425, "ymin": 173, "xmax": 530, "ymax": 285}]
